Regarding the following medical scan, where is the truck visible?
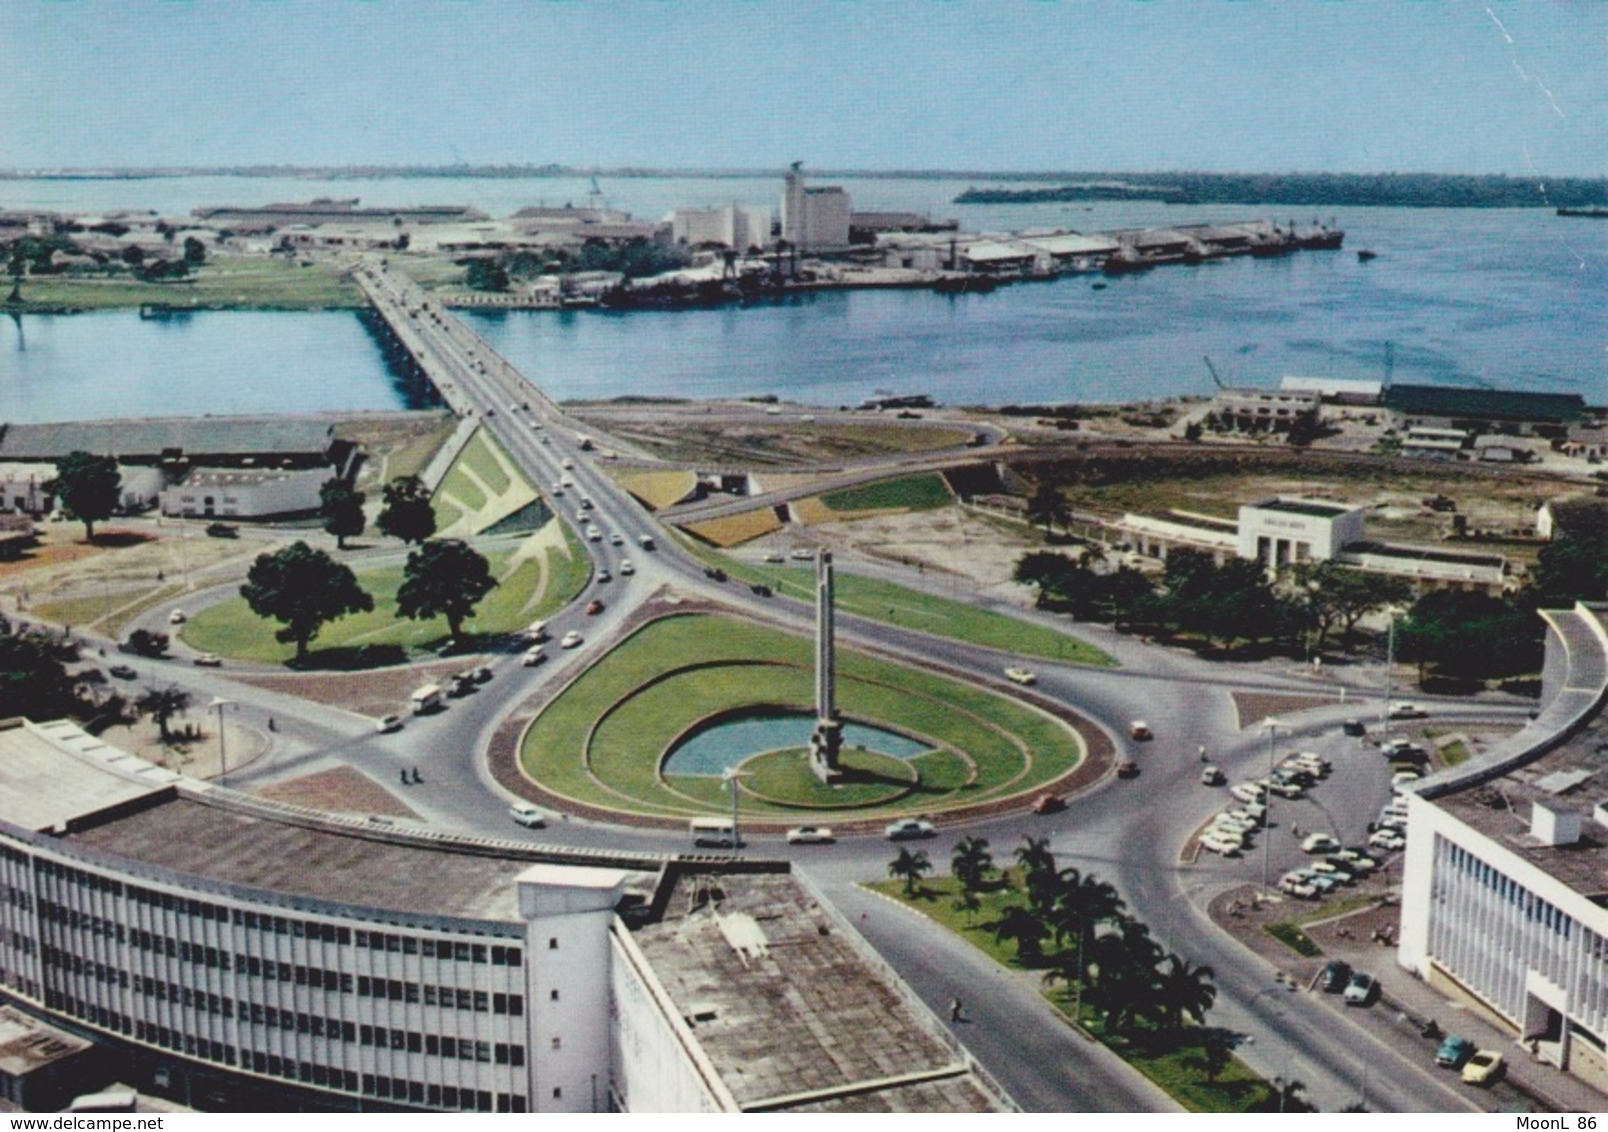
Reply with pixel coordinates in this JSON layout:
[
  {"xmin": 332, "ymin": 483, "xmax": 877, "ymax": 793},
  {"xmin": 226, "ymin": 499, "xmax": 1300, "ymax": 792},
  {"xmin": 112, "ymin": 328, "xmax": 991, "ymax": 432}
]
[{"xmin": 409, "ymin": 684, "xmax": 443, "ymax": 715}]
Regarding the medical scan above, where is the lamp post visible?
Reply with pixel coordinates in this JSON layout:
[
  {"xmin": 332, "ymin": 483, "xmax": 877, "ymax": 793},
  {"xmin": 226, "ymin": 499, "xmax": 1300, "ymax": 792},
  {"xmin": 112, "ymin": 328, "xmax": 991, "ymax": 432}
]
[
  {"xmin": 1381, "ymin": 610, "xmax": 1398, "ymax": 742},
  {"xmin": 1262, "ymin": 717, "xmax": 1282, "ymax": 897},
  {"xmin": 208, "ymin": 697, "xmax": 235, "ymax": 785}
]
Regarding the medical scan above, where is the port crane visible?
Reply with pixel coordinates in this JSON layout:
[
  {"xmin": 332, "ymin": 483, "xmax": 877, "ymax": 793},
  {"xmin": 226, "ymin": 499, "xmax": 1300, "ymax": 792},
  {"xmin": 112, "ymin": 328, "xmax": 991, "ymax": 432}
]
[{"xmin": 1203, "ymin": 355, "xmax": 1228, "ymax": 390}]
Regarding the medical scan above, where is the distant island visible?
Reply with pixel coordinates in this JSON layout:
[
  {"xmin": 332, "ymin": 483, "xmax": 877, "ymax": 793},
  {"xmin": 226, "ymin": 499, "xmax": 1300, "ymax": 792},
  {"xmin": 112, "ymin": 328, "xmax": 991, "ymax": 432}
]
[{"xmin": 955, "ymin": 172, "xmax": 1608, "ymax": 210}]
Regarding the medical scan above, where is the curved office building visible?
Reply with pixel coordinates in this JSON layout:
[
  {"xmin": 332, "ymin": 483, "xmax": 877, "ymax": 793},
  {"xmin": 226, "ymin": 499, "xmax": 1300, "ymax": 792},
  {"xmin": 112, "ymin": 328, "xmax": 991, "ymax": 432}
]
[{"xmin": 0, "ymin": 718, "xmax": 1007, "ymax": 1113}]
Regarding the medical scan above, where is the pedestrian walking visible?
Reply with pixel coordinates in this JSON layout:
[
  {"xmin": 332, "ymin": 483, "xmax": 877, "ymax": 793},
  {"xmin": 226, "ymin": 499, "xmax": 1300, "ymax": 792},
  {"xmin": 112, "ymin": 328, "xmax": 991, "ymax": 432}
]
[
  {"xmin": 1198, "ymin": 745, "xmax": 1207, "ymax": 762},
  {"xmin": 412, "ymin": 767, "xmax": 423, "ymax": 784},
  {"xmin": 949, "ymin": 997, "xmax": 964, "ymax": 1023},
  {"xmin": 400, "ymin": 770, "xmax": 408, "ymax": 786}
]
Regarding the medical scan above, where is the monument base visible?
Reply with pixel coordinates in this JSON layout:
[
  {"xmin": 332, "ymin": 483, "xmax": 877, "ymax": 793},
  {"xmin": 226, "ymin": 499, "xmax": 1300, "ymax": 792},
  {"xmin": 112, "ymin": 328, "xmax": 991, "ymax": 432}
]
[{"xmin": 809, "ymin": 717, "xmax": 845, "ymax": 785}]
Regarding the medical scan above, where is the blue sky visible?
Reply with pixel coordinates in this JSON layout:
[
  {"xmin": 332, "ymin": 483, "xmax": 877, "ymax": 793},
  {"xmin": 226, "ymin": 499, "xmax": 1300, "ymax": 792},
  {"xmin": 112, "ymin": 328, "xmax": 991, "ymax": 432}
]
[{"xmin": 2, "ymin": 1, "xmax": 1604, "ymax": 175}]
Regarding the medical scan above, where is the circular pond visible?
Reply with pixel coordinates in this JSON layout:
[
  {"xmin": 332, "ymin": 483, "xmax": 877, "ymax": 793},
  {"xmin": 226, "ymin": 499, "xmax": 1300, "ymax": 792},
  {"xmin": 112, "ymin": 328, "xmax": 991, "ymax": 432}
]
[{"xmin": 662, "ymin": 711, "xmax": 932, "ymax": 778}]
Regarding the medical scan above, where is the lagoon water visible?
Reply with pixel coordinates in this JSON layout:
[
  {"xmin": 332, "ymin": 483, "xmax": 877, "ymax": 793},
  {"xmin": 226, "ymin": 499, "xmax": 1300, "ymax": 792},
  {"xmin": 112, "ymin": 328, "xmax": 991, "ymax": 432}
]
[
  {"xmin": 3, "ymin": 174, "xmax": 1606, "ymax": 419},
  {"xmin": 662, "ymin": 712, "xmax": 932, "ymax": 778}
]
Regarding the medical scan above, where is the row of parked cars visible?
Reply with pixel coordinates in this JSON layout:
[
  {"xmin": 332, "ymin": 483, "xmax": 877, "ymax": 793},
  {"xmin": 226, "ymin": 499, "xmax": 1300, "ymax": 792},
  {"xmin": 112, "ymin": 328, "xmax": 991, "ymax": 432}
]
[{"xmin": 1199, "ymin": 751, "xmax": 1330, "ymax": 857}]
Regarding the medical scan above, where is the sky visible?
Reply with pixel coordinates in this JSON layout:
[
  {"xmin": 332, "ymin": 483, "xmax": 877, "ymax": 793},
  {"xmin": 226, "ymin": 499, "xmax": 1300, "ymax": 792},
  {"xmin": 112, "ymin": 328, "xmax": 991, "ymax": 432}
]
[{"xmin": 1, "ymin": 0, "xmax": 1605, "ymax": 176}]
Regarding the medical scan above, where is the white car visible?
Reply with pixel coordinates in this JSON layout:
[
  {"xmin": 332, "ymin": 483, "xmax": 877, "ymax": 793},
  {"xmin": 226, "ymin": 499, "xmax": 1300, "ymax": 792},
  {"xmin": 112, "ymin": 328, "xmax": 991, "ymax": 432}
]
[
  {"xmin": 1301, "ymin": 832, "xmax": 1341, "ymax": 854},
  {"xmin": 1390, "ymin": 702, "xmax": 1428, "ymax": 719},
  {"xmin": 884, "ymin": 818, "xmax": 935, "ymax": 841},
  {"xmin": 790, "ymin": 548, "xmax": 817, "ymax": 560},
  {"xmin": 1004, "ymin": 666, "xmax": 1037, "ymax": 685},
  {"xmin": 521, "ymin": 646, "xmax": 546, "ymax": 667},
  {"xmin": 561, "ymin": 459, "xmax": 575, "ymax": 470},
  {"xmin": 619, "ymin": 559, "xmax": 635, "ymax": 576},
  {"xmin": 375, "ymin": 714, "xmax": 402, "ymax": 733},
  {"xmin": 525, "ymin": 620, "xmax": 548, "ymax": 642},
  {"xmin": 193, "ymin": 652, "xmax": 222, "ymax": 667},
  {"xmin": 763, "ymin": 552, "xmax": 785, "ymax": 564},
  {"xmin": 786, "ymin": 826, "xmax": 835, "ymax": 845},
  {"xmin": 1370, "ymin": 829, "xmax": 1407, "ymax": 852},
  {"xmin": 1198, "ymin": 834, "xmax": 1241, "ymax": 857},
  {"xmin": 560, "ymin": 474, "xmax": 574, "ymax": 487},
  {"xmin": 168, "ymin": 609, "xmax": 188, "ymax": 624},
  {"xmin": 508, "ymin": 802, "xmax": 546, "ymax": 829},
  {"xmin": 1392, "ymin": 771, "xmax": 1422, "ymax": 788},
  {"xmin": 560, "ymin": 631, "xmax": 583, "ymax": 649},
  {"xmin": 1230, "ymin": 782, "xmax": 1265, "ymax": 804},
  {"xmin": 551, "ymin": 482, "xmax": 565, "ymax": 496},
  {"xmin": 586, "ymin": 526, "xmax": 602, "ymax": 541}
]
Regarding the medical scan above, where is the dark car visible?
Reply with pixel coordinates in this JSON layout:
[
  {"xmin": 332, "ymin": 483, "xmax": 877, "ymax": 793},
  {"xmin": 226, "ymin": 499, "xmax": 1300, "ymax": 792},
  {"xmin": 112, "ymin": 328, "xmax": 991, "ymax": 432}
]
[
  {"xmin": 751, "ymin": 584, "xmax": 773, "ymax": 597},
  {"xmin": 204, "ymin": 522, "xmax": 239, "ymax": 538},
  {"xmin": 1435, "ymin": 1035, "xmax": 1476, "ymax": 1069},
  {"xmin": 586, "ymin": 599, "xmax": 605, "ymax": 615},
  {"xmin": 1032, "ymin": 793, "xmax": 1067, "ymax": 815},
  {"xmin": 1116, "ymin": 760, "xmax": 1140, "ymax": 779},
  {"xmin": 1342, "ymin": 718, "xmax": 1367, "ymax": 736},
  {"xmin": 1318, "ymin": 959, "xmax": 1352, "ymax": 993},
  {"xmin": 108, "ymin": 664, "xmax": 138, "ymax": 680}
]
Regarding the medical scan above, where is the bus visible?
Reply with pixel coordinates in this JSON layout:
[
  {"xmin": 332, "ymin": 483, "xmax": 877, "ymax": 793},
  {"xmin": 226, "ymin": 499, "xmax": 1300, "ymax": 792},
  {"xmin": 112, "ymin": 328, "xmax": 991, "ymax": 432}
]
[{"xmin": 689, "ymin": 817, "xmax": 738, "ymax": 848}]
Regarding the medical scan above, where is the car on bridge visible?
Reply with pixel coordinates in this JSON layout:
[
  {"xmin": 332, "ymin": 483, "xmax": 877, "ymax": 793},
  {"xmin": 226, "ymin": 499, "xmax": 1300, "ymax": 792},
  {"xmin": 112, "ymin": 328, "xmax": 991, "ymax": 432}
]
[{"xmin": 619, "ymin": 559, "xmax": 635, "ymax": 576}]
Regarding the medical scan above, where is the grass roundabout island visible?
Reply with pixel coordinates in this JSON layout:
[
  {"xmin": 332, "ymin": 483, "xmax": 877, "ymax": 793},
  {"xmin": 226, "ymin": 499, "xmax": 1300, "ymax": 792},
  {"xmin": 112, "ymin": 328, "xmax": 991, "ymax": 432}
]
[{"xmin": 518, "ymin": 612, "xmax": 1087, "ymax": 826}]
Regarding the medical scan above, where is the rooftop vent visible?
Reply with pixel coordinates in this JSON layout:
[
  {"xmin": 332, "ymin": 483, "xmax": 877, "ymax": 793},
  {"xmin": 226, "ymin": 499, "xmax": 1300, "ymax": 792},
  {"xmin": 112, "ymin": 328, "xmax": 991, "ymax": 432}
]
[
  {"xmin": 684, "ymin": 1003, "xmax": 719, "ymax": 1025},
  {"xmin": 1532, "ymin": 801, "xmax": 1582, "ymax": 847}
]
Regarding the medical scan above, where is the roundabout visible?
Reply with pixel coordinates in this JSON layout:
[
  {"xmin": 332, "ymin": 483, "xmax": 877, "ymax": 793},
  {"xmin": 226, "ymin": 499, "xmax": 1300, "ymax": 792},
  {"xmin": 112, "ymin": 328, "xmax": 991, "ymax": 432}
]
[{"xmin": 516, "ymin": 612, "xmax": 1092, "ymax": 826}]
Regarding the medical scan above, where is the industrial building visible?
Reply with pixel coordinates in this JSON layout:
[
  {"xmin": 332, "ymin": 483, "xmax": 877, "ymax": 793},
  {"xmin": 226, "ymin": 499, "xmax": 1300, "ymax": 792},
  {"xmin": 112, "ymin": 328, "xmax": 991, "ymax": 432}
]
[
  {"xmin": 780, "ymin": 167, "xmax": 851, "ymax": 254},
  {"xmin": 159, "ymin": 467, "xmax": 330, "ymax": 519},
  {"xmin": 1399, "ymin": 602, "xmax": 1608, "ymax": 1096},
  {"xmin": 668, "ymin": 205, "xmax": 771, "ymax": 253},
  {"xmin": 1383, "ymin": 385, "xmax": 1588, "ymax": 435},
  {"xmin": 0, "ymin": 718, "xmax": 1008, "ymax": 1114}
]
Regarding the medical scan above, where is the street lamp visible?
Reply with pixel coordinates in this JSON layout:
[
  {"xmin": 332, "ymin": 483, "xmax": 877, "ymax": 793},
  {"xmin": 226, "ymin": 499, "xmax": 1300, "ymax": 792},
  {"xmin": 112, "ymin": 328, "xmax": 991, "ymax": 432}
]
[
  {"xmin": 208, "ymin": 697, "xmax": 235, "ymax": 785},
  {"xmin": 1381, "ymin": 607, "xmax": 1402, "ymax": 742},
  {"xmin": 1262, "ymin": 717, "xmax": 1282, "ymax": 898}
]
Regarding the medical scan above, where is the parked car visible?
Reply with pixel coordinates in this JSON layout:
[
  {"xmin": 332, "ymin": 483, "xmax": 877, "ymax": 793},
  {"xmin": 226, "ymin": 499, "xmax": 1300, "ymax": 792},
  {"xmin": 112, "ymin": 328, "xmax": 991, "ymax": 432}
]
[
  {"xmin": 1032, "ymin": 793, "xmax": 1066, "ymax": 815},
  {"xmin": 763, "ymin": 552, "xmax": 785, "ymax": 563},
  {"xmin": 108, "ymin": 664, "xmax": 137, "ymax": 680},
  {"xmin": 1390, "ymin": 702, "xmax": 1428, "ymax": 719},
  {"xmin": 1435, "ymin": 1035, "xmax": 1476, "ymax": 1069},
  {"xmin": 1200, "ymin": 834, "xmax": 1242, "ymax": 857},
  {"xmin": 884, "ymin": 818, "xmax": 935, "ymax": 841},
  {"xmin": 1129, "ymin": 721, "xmax": 1152, "ymax": 740},
  {"xmin": 1200, "ymin": 764, "xmax": 1225, "ymax": 786},
  {"xmin": 204, "ymin": 522, "xmax": 239, "ymax": 539},
  {"xmin": 786, "ymin": 826, "xmax": 834, "ymax": 845},
  {"xmin": 1004, "ymin": 666, "xmax": 1037, "ymax": 685},
  {"xmin": 1343, "ymin": 971, "xmax": 1379, "ymax": 1006},
  {"xmin": 1266, "ymin": 780, "xmax": 1305, "ymax": 800},
  {"xmin": 1116, "ymin": 759, "xmax": 1140, "ymax": 779},
  {"xmin": 1319, "ymin": 959, "xmax": 1352, "ymax": 993},
  {"xmin": 192, "ymin": 653, "xmax": 222, "ymax": 667},
  {"xmin": 375, "ymin": 714, "xmax": 402, "ymax": 734},
  {"xmin": 560, "ymin": 631, "xmax": 583, "ymax": 649},
  {"xmin": 168, "ymin": 609, "xmax": 188, "ymax": 625},
  {"xmin": 1461, "ymin": 1050, "xmax": 1504, "ymax": 1086},
  {"xmin": 1301, "ymin": 833, "xmax": 1341, "ymax": 854},
  {"xmin": 750, "ymin": 584, "xmax": 773, "ymax": 597},
  {"xmin": 1230, "ymin": 782, "xmax": 1265, "ymax": 804},
  {"xmin": 790, "ymin": 548, "xmax": 816, "ymax": 560},
  {"xmin": 1370, "ymin": 829, "xmax": 1407, "ymax": 852},
  {"xmin": 508, "ymin": 802, "xmax": 546, "ymax": 829}
]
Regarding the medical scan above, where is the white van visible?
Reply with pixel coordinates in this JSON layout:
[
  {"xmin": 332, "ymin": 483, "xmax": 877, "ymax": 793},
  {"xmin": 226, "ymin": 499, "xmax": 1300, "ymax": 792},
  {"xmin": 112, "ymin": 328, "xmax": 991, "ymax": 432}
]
[
  {"xmin": 410, "ymin": 684, "xmax": 443, "ymax": 715},
  {"xmin": 689, "ymin": 817, "xmax": 738, "ymax": 848}
]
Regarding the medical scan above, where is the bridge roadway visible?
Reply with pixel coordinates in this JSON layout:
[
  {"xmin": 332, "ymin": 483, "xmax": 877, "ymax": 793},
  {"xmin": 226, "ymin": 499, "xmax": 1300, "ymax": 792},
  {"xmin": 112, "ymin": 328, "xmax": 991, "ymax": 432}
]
[{"xmin": 109, "ymin": 261, "xmax": 1529, "ymax": 1111}]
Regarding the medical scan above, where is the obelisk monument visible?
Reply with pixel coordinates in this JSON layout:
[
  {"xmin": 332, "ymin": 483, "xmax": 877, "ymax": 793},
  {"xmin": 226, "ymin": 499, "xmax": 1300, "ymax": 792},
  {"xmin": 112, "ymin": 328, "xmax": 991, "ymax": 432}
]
[{"xmin": 808, "ymin": 549, "xmax": 845, "ymax": 784}]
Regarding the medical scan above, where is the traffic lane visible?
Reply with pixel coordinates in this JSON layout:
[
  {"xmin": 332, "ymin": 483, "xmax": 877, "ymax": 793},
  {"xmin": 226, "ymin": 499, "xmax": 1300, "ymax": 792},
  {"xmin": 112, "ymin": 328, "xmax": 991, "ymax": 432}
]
[{"xmin": 817, "ymin": 878, "xmax": 1179, "ymax": 1113}]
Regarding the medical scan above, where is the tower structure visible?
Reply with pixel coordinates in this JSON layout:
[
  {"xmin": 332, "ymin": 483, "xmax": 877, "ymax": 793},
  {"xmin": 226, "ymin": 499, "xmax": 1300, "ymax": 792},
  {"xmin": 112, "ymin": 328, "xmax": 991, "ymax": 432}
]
[{"xmin": 808, "ymin": 549, "xmax": 845, "ymax": 784}]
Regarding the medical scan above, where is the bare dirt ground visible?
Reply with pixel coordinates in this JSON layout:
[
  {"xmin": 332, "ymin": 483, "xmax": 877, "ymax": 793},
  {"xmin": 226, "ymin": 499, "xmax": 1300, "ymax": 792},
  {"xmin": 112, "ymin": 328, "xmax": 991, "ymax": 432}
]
[
  {"xmin": 227, "ymin": 657, "xmax": 474, "ymax": 719},
  {"xmin": 771, "ymin": 506, "xmax": 1042, "ymax": 602},
  {"xmin": 1230, "ymin": 691, "xmax": 1344, "ymax": 730},
  {"xmin": 96, "ymin": 715, "xmax": 266, "ymax": 779},
  {"xmin": 255, "ymin": 767, "xmax": 418, "ymax": 819}
]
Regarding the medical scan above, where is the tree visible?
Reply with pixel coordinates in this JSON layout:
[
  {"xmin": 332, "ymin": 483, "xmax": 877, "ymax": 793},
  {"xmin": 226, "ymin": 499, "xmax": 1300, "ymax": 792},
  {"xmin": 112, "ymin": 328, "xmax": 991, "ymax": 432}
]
[
  {"xmin": 951, "ymin": 886, "xmax": 982, "ymax": 926},
  {"xmin": 123, "ymin": 629, "xmax": 169, "ymax": 658},
  {"xmin": 888, "ymin": 848, "xmax": 931, "ymax": 896},
  {"xmin": 121, "ymin": 244, "xmax": 146, "ymax": 267},
  {"xmin": 1291, "ymin": 562, "xmax": 1412, "ymax": 653},
  {"xmin": 47, "ymin": 451, "xmax": 120, "ymax": 543},
  {"xmin": 135, "ymin": 684, "xmax": 190, "ymax": 744},
  {"xmin": 394, "ymin": 539, "xmax": 497, "ymax": 641},
  {"xmin": 1153, "ymin": 953, "xmax": 1217, "ymax": 1030},
  {"xmin": 319, "ymin": 478, "xmax": 366, "ymax": 549},
  {"xmin": 1530, "ymin": 528, "xmax": 1608, "ymax": 606},
  {"xmin": 950, "ymin": 835, "xmax": 995, "ymax": 895},
  {"xmin": 0, "ymin": 617, "xmax": 79, "ymax": 720},
  {"xmin": 1026, "ymin": 481, "xmax": 1070, "ymax": 535},
  {"xmin": 376, "ymin": 475, "xmax": 437, "ymax": 545},
  {"xmin": 993, "ymin": 904, "xmax": 1049, "ymax": 965},
  {"xmin": 182, "ymin": 236, "xmax": 206, "ymax": 265},
  {"xmin": 1186, "ymin": 1027, "xmax": 1244, "ymax": 1083},
  {"xmin": 1083, "ymin": 916, "xmax": 1162, "ymax": 1031},
  {"xmin": 240, "ymin": 541, "xmax": 374, "ymax": 662},
  {"xmin": 1397, "ymin": 589, "xmax": 1543, "ymax": 682}
]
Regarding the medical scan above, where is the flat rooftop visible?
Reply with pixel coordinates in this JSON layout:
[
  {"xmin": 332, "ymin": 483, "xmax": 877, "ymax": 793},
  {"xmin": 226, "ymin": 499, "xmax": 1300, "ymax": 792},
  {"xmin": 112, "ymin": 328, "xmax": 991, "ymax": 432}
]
[
  {"xmin": 1250, "ymin": 499, "xmax": 1352, "ymax": 519},
  {"xmin": 0, "ymin": 719, "xmax": 660, "ymax": 927},
  {"xmin": 0, "ymin": 417, "xmax": 335, "ymax": 461},
  {"xmin": 0, "ymin": 1005, "xmax": 91, "ymax": 1077},
  {"xmin": 629, "ymin": 871, "xmax": 1004, "ymax": 1113},
  {"xmin": 1428, "ymin": 606, "xmax": 1608, "ymax": 900}
]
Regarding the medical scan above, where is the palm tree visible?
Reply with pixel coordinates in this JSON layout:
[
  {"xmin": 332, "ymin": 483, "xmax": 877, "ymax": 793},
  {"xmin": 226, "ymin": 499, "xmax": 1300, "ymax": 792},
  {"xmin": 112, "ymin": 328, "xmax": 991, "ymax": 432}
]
[
  {"xmin": 1085, "ymin": 917, "xmax": 1162, "ymax": 1031},
  {"xmin": 1154, "ymin": 953, "xmax": 1217, "ymax": 1030},
  {"xmin": 951, "ymin": 835, "xmax": 994, "ymax": 895},
  {"xmin": 888, "ymin": 848, "xmax": 932, "ymax": 896},
  {"xmin": 1186, "ymin": 1027, "xmax": 1243, "ymax": 1083},
  {"xmin": 1016, "ymin": 837, "xmax": 1059, "ymax": 918},
  {"xmin": 993, "ymin": 904, "xmax": 1049, "ymax": 965},
  {"xmin": 135, "ymin": 684, "xmax": 190, "ymax": 744}
]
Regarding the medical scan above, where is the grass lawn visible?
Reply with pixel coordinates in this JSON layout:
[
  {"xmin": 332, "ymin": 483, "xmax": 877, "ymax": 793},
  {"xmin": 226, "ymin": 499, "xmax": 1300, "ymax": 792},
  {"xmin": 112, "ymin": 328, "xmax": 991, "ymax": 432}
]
[
  {"xmin": 11, "ymin": 255, "xmax": 363, "ymax": 311},
  {"xmin": 676, "ymin": 535, "xmax": 1114, "ymax": 668},
  {"xmin": 182, "ymin": 523, "xmax": 587, "ymax": 666},
  {"xmin": 734, "ymin": 747, "xmax": 915, "ymax": 808},
  {"xmin": 819, "ymin": 473, "xmax": 953, "ymax": 514},
  {"xmin": 520, "ymin": 613, "xmax": 1083, "ymax": 819},
  {"xmin": 872, "ymin": 875, "xmax": 1285, "ymax": 1113}
]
